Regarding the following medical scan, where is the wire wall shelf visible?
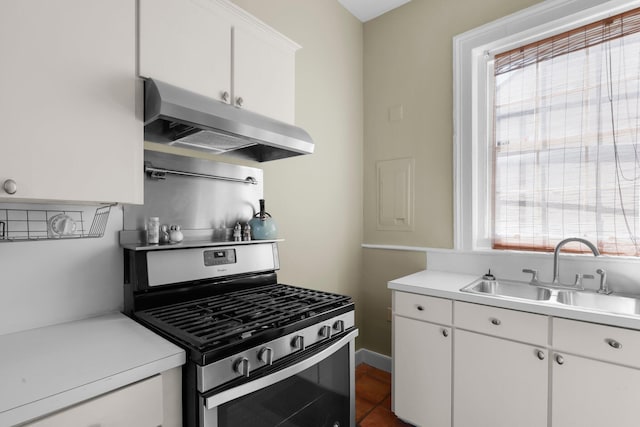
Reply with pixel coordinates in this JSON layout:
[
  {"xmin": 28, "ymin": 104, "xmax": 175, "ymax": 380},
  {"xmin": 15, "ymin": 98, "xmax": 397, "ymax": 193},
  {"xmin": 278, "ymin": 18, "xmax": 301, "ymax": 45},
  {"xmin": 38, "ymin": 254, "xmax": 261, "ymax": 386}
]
[{"xmin": 0, "ymin": 205, "xmax": 113, "ymax": 242}]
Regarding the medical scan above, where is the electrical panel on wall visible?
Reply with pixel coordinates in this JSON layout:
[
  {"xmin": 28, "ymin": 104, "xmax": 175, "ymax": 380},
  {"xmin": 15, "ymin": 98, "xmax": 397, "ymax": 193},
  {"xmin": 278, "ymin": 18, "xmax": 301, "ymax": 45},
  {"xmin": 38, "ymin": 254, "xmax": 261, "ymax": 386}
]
[{"xmin": 376, "ymin": 157, "xmax": 414, "ymax": 231}]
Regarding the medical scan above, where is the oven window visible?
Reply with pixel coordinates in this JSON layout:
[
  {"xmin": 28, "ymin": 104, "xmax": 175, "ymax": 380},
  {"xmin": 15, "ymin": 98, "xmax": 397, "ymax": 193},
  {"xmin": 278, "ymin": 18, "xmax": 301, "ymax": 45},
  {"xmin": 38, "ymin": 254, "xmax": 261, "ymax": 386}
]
[{"xmin": 218, "ymin": 345, "xmax": 350, "ymax": 427}]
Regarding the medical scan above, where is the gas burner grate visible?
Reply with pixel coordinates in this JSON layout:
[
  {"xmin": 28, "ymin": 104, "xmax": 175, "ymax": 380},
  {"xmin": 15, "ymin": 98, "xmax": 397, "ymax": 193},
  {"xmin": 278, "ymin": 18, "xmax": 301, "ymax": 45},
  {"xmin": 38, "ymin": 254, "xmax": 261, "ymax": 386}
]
[{"xmin": 135, "ymin": 284, "xmax": 351, "ymax": 350}]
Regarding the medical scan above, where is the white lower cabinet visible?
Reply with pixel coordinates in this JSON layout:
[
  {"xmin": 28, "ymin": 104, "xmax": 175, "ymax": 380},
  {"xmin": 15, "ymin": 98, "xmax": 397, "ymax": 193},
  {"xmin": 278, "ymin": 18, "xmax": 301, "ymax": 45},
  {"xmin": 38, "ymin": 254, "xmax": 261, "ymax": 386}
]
[
  {"xmin": 453, "ymin": 301, "xmax": 548, "ymax": 427},
  {"xmin": 453, "ymin": 329, "xmax": 548, "ymax": 427},
  {"xmin": 392, "ymin": 292, "xmax": 452, "ymax": 427},
  {"xmin": 393, "ymin": 292, "xmax": 640, "ymax": 427},
  {"xmin": 551, "ymin": 317, "xmax": 640, "ymax": 427},
  {"xmin": 551, "ymin": 353, "xmax": 640, "ymax": 427},
  {"xmin": 393, "ymin": 315, "xmax": 451, "ymax": 427},
  {"xmin": 23, "ymin": 375, "xmax": 163, "ymax": 427}
]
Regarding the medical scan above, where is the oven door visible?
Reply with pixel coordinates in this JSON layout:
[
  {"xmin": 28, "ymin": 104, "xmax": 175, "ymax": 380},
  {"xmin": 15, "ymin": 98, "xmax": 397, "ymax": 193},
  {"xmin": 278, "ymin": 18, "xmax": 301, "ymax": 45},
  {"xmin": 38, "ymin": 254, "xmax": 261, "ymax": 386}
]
[{"xmin": 200, "ymin": 330, "xmax": 358, "ymax": 427}]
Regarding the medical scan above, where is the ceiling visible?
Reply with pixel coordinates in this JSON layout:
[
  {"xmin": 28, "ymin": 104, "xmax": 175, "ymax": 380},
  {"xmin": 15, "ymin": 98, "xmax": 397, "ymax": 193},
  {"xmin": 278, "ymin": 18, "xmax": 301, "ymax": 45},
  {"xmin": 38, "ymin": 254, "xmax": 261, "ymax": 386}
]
[{"xmin": 338, "ymin": 0, "xmax": 411, "ymax": 22}]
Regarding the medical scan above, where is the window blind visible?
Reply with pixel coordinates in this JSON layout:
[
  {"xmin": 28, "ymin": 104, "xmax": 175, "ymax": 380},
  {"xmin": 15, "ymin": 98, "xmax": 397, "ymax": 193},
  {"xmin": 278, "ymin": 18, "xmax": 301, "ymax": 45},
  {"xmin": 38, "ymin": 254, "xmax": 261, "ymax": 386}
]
[{"xmin": 492, "ymin": 7, "xmax": 640, "ymax": 256}]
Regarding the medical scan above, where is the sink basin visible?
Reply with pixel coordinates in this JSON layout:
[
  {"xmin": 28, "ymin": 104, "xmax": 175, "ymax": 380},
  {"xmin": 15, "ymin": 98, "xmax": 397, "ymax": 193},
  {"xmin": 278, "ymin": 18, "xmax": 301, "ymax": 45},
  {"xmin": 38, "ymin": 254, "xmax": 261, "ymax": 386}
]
[
  {"xmin": 461, "ymin": 279, "xmax": 552, "ymax": 301},
  {"xmin": 556, "ymin": 291, "xmax": 640, "ymax": 316}
]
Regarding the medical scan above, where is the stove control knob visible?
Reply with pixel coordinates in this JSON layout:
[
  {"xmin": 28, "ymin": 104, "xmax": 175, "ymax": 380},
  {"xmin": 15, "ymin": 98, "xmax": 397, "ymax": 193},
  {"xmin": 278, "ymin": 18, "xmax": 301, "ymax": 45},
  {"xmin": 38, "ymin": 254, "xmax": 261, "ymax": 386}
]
[
  {"xmin": 258, "ymin": 347, "xmax": 274, "ymax": 365},
  {"xmin": 319, "ymin": 325, "xmax": 331, "ymax": 340},
  {"xmin": 233, "ymin": 357, "xmax": 251, "ymax": 377},
  {"xmin": 291, "ymin": 335, "xmax": 305, "ymax": 351},
  {"xmin": 333, "ymin": 320, "xmax": 345, "ymax": 333}
]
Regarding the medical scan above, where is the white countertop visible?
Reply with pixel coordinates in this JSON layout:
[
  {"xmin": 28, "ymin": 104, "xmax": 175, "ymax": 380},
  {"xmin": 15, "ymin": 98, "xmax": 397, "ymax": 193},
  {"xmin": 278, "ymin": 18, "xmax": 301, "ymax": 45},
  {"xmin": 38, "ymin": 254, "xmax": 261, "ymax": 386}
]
[
  {"xmin": 389, "ymin": 269, "xmax": 640, "ymax": 330},
  {"xmin": 0, "ymin": 312, "xmax": 185, "ymax": 427}
]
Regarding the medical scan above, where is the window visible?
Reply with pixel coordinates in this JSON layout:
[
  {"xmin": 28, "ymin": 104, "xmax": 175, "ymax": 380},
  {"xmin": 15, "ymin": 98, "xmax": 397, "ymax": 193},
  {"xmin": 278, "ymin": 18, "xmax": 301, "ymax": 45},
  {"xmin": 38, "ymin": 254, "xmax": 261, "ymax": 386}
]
[
  {"xmin": 454, "ymin": 0, "xmax": 640, "ymax": 257},
  {"xmin": 493, "ymin": 8, "xmax": 640, "ymax": 256}
]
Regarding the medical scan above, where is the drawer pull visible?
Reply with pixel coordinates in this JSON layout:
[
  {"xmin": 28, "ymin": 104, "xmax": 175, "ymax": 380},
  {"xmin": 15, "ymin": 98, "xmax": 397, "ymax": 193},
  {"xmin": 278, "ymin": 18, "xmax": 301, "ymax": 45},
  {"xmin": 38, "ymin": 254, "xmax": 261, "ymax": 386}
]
[
  {"xmin": 442, "ymin": 329, "xmax": 449, "ymax": 338},
  {"xmin": 607, "ymin": 339, "xmax": 622, "ymax": 349},
  {"xmin": 416, "ymin": 305, "xmax": 424, "ymax": 311},
  {"xmin": 536, "ymin": 350, "xmax": 545, "ymax": 360},
  {"xmin": 555, "ymin": 354, "xmax": 565, "ymax": 365},
  {"xmin": 490, "ymin": 318, "xmax": 501, "ymax": 326}
]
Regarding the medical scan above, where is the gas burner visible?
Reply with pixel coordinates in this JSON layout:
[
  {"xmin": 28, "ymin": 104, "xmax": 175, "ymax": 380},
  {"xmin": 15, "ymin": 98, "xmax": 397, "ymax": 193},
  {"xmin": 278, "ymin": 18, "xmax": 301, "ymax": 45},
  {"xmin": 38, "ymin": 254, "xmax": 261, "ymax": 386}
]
[{"xmin": 134, "ymin": 283, "xmax": 352, "ymax": 361}]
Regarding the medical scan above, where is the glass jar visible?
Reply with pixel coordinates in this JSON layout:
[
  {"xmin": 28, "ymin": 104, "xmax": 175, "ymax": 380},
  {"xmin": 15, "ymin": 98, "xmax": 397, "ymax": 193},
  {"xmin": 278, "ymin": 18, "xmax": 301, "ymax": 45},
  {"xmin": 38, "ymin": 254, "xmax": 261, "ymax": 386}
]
[{"xmin": 147, "ymin": 217, "xmax": 160, "ymax": 245}]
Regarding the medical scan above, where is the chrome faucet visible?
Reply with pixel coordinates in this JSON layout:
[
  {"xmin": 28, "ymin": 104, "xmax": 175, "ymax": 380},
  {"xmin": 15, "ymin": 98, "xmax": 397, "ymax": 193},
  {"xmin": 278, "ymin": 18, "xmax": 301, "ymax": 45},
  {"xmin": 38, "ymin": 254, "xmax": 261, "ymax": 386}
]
[
  {"xmin": 552, "ymin": 238, "xmax": 599, "ymax": 286},
  {"xmin": 596, "ymin": 268, "xmax": 611, "ymax": 294}
]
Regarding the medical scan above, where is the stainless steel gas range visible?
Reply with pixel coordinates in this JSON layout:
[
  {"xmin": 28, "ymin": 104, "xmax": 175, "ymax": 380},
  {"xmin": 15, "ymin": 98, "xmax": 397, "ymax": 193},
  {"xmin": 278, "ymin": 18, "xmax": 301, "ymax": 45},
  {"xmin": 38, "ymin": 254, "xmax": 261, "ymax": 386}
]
[{"xmin": 123, "ymin": 241, "xmax": 358, "ymax": 427}]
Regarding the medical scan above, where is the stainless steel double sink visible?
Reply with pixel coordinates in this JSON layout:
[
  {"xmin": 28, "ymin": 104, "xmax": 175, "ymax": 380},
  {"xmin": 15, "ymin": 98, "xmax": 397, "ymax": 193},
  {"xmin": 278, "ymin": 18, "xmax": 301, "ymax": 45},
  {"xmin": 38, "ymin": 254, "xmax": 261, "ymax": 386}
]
[{"xmin": 461, "ymin": 278, "xmax": 640, "ymax": 317}]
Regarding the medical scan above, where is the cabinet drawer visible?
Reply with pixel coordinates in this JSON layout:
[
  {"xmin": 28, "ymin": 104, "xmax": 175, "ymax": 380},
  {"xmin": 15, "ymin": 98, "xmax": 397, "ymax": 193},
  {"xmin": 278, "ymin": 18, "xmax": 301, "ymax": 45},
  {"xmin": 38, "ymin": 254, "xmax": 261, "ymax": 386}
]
[
  {"xmin": 24, "ymin": 375, "xmax": 163, "ymax": 426},
  {"xmin": 454, "ymin": 301, "xmax": 548, "ymax": 345},
  {"xmin": 553, "ymin": 317, "xmax": 640, "ymax": 368},
  {"xmin": 394, "ymin": 292, "xmax": 452, "ymax": 324}
]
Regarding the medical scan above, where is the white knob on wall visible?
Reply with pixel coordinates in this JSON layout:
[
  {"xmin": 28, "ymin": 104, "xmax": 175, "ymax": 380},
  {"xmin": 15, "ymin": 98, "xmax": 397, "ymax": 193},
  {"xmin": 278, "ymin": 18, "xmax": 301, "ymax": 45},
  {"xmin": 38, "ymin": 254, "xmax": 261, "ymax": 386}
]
[{"xmin": 3, "ymin": 179, "xmax": 17, "ymax": 195}]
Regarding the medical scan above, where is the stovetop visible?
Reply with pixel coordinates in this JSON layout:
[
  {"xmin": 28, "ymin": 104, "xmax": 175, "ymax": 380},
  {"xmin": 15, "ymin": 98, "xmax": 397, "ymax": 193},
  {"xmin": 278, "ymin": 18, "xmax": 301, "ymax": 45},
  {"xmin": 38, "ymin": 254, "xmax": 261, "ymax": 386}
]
[{"xmin": 134, "ymin": 283, "xmax": 353, "ymax": 364}]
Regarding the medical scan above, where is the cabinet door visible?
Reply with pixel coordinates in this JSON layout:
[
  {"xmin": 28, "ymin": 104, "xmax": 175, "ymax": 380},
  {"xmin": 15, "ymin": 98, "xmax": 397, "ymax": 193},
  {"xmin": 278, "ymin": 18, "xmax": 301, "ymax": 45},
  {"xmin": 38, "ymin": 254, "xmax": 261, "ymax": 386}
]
[
  {"xmin": 453, "ymin": 330, "xmax": 548, "ymax": 427},
  {"xmin": 393, "ymin": 315, "xmax": 451, "ymax": 427},
  {"xmin": 0, "ymin": 0, "xmax": 142, "ymax": 204},
  {"xmin": 24, "ymin": 375, "xmax": 162, "ymax": 427},
  {"xmin": 139, "ymin": 0, "xmax": 232, "ymax": 103},
  {"xmin": 552, "ymin": 353, "xmax": 640, "ymax": 427},
  {"xmin": 233, "ymin": 23, "xmax": 296, "ymax": 123}
]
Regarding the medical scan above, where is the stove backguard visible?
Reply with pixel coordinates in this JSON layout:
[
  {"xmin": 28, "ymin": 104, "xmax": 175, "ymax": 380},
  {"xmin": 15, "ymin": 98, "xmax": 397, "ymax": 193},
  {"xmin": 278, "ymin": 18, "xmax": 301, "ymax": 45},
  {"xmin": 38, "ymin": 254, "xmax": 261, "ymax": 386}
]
[{"xmin": 122, "ymin": 151, "xmax": 263, "ymax": 242}]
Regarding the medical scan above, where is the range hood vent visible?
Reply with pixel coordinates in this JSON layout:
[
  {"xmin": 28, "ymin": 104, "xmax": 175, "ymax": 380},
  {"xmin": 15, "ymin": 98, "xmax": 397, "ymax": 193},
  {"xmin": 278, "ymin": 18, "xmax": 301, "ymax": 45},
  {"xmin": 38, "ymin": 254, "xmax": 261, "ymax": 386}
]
[{"xmin": 143, "ymin": 78, "xmax": 314, "ymax": 162}]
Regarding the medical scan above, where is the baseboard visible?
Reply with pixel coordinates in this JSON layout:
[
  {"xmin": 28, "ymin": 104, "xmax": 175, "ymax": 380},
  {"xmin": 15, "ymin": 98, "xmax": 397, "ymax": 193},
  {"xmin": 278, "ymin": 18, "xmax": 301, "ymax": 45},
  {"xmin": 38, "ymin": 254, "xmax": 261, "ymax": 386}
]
[{"xmin": 355, "ymin": 348, "xmax": 391, "ymax": 373}]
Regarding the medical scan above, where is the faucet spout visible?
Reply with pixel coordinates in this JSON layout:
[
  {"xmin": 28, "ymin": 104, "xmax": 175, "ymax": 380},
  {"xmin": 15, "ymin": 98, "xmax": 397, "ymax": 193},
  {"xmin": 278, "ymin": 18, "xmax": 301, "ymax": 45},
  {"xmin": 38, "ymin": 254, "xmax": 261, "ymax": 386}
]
[{"xmin": 552, "ymin": 238, "xmax": 599, "ymax": 284}]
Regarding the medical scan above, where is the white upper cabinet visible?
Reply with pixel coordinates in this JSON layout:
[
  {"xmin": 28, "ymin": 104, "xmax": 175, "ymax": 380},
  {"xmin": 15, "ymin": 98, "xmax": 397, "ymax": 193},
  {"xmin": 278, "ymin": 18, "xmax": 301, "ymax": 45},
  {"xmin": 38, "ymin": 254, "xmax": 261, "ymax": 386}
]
[
  {"xmin": 0, "ymin": 0, "xmax": 143, "ymax": 204},
  {"xmin": 139, "ymin": 0, "xmax": 232, "ymax": 102},
  {"xmin": 232, "ymin": 21, "xmax": 297, "ymax": 123},
  {"xmin": 138, "ymin": 0, "xmax": 299, "ymax": 124}
]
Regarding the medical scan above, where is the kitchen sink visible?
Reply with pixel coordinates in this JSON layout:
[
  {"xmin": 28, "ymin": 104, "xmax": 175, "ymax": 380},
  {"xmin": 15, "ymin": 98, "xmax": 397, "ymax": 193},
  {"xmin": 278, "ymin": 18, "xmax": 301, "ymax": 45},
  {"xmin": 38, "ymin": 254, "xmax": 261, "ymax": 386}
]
[
  {"xmin": 461, "ymin": 279, "xmax": 552, "ymax": 301},
  {"xmin": 461, "ymin": 274, "xmax": 640, "ymax": 318},
  {"xmin": 556, "ymin": 291, "xmax": 640, "ymax": 316}
]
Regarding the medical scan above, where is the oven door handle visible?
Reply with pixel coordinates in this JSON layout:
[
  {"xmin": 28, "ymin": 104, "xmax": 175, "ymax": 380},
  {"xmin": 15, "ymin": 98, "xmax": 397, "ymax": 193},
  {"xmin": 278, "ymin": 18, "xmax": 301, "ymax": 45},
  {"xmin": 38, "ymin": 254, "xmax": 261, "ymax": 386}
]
[{"xmin": 204, "ymin": 329, "xmax": 359, "ymax": 409}]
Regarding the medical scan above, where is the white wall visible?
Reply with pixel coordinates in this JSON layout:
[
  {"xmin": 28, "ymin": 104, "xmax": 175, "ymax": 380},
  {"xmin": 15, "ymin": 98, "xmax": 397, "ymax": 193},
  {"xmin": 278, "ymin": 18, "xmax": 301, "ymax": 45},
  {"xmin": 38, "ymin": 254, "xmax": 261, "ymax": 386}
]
[
  {"xmin": 227, "ymin": 0, "xmax": 365, "ymax": 333},
  {"xmin": 0, "ymin": 204, "xmax": 124, "ymax": 335}
]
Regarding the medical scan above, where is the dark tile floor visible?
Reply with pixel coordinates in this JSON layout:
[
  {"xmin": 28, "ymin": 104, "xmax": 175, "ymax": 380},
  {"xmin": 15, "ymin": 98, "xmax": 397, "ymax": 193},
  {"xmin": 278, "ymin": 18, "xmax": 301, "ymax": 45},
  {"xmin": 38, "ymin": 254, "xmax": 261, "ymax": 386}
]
[{"xmin": 355, "ymin": 363, "xmax": 413, "ymax": 427}]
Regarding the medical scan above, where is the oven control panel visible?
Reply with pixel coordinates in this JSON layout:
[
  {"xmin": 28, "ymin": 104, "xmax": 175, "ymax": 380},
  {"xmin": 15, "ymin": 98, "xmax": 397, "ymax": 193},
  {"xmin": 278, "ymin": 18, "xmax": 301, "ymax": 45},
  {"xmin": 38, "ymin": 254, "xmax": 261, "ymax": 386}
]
[
  {"xmin": 203, "ymin": 249, "xmax": 236, "ymax": 266},
  {"xmin": 145, "ymin": 244, "xmax": 278, "ymax": 287}
]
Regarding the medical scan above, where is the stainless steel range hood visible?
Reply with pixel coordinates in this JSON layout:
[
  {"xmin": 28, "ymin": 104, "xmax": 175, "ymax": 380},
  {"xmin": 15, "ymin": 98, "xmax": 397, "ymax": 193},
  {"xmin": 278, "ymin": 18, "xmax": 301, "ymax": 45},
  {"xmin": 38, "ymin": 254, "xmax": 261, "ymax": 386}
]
[{"xmin": 143, "ymin": 78, "xmax": 314, "ymax": 162}]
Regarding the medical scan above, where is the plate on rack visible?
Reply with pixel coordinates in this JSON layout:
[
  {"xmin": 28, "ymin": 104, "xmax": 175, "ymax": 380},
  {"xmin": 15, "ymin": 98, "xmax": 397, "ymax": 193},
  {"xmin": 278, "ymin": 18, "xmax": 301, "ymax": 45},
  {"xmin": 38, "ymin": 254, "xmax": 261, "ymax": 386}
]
[{"xmin": 49, "ymin": 214, "xmax": 77, "ymax": 236}]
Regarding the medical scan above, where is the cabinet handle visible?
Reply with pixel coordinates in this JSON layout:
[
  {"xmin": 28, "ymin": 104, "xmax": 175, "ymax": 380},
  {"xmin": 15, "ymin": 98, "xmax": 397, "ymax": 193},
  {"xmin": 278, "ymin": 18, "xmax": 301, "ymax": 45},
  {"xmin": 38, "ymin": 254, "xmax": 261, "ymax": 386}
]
[
  {"xmin": 442, "ymin": 329, "xmax": 449, "ymax": 338},
  {"xmin": 221, "ymin": 91, "xmax": 230, "ymax": 102},
  {"xmin": 3, "ymin": 179, "xmax": 17, "ymax": 195},
  {"xmin": 607, "ymin": 339, "xmax": 622, "ymax": 349},
  {"xmin": 490, "ymin": 318, "xmax": 501, "ymax": 326},
  {"xmin": 236, "ymin": 96, "xmax": 244, "ymax": 107},
  {"xmin": 416, "ymin": 305, "xmax": 424, "ymax": 311},
  {"xmin": 536, "ymin": 350, "xmax": 545, "ymax": 360},
  {"xmin": 555, "ymin": 354, "xmax": 564, "ymax": 365}
]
